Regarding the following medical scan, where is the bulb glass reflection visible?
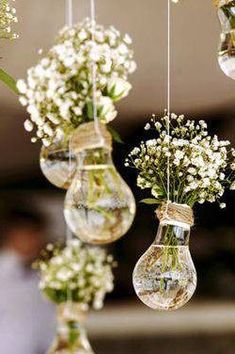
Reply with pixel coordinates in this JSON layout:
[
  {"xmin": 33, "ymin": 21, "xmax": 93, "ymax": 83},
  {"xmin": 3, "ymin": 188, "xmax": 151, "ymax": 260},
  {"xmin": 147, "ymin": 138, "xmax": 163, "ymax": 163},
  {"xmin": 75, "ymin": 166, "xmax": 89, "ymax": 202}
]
[
  {"xmin": 64, "ymin": 147, "xmax": 136, "ymax": 244},
  {"xmin": 40, "ymin": 131, "xmax": 76, "ymax": 189},
  {"xmin": 133, "ymin": 221, "xmax": 197, "ymax": 311},
  {"xmin": 218, "ymin": 1, "xmax": 235, "ymax": 79}
]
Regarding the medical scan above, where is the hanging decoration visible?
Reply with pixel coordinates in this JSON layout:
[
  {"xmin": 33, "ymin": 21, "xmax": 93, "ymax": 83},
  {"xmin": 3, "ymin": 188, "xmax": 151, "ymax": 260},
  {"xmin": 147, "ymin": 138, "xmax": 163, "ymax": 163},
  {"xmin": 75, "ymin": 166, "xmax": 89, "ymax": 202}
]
[
  {"xmin": 125, "ymin": 0, "xmax": 235, "ymax": 311},
  {"xmin": 64, "ymin": 121, "xmax": 136, "ymax": 244},
  {"xmin": 63, "ymin": 0, "xmax": 136, "ymax": 244},
  {"xmin": 36, "ymin": 239, "xmax": 115, "ymax": 354},
  {"xmin": 126, "ymin": 114, "xmax": 235, "ymax": 310},
  {"xmin": 214, "ymin": 0, "xmax": 235, "ymax": 79},
  {"xmin": 17, "ymin": 18, "xmax": 136, "ymax": 189}
]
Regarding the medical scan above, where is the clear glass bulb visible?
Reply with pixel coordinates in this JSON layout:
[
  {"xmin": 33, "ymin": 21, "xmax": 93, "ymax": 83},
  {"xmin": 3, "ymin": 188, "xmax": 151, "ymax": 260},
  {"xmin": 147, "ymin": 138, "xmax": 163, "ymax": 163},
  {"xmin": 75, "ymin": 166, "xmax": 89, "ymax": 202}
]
[
  {"xmin": 64, "ymin": 147, "xmax": 136, "ymax": 244},
  {"xmin": 48, "ymin": 304, "xmax": 94, "ymax": 354},
  {"xmin": 218, "ymin": 1, "xmax": 235, "ymax": 79},
  {"xmin": 133, "ymin": 220, "xmax": 197, "ymax": 311},
  {"xmin": 40, "ymin": 132, "xmax": 76, "ymax": 189}
]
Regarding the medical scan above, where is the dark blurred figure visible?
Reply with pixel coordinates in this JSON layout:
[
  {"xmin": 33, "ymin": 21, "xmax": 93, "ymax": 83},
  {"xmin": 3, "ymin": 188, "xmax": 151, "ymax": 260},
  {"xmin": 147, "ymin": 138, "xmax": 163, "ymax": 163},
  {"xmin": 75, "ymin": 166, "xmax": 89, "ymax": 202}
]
[{"xmin": 0, "ymin": 205, "xmax": 56, "ymax": 354}]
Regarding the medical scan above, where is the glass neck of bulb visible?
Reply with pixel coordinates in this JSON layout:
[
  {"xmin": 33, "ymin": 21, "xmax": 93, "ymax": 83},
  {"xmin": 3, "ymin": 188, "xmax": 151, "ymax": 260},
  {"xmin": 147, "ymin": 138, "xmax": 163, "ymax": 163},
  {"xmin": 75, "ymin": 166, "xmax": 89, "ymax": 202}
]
[
  {"xmin": 219, "ymin": 1, "xmax": 235, "ymax": 31},
  {"xmin": 154, "ymin": 221, "xmax": 191, "ymax": 247},
  {"xmin": 56, "ymin": 304, "xmax": 89, "ymax": 347},
  {"xmin": 76, "ymin": 147, "xmax": 113, "ymax": 168},
  {"xmin": 57, "ymin": 318, "xmax": 86, "ymax": 337}
]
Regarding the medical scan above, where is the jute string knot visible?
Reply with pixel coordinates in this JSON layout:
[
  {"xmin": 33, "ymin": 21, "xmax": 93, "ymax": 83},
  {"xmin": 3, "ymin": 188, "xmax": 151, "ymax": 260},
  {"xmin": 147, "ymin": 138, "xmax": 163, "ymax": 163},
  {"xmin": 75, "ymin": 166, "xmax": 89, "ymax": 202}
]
[
  {"xmin": 213, "ymin": 0, "xmax": 233, "ymax": 8},
  {"xmin": 70, "ymin": 122, "xmax": 112, "ymax": 153},
  {"xmin": 156, "ymin": 202, "xmax": 194, "ymax": 227}
]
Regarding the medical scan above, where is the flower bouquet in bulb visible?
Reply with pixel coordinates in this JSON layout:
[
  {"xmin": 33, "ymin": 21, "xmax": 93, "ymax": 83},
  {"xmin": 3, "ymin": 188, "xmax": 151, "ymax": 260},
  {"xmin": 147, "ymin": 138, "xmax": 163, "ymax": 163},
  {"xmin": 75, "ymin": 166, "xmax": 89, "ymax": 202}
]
[
  {"xmin": 126, "ymin": 113, "xmax": 235, "ymax": 311},
  {"xmin": 17, "ymin": 18, "xmax": 136, "ymax": 189},
  {"xmin": 36, "ymin": 239, "xmax": 115, "ymax": 354}
]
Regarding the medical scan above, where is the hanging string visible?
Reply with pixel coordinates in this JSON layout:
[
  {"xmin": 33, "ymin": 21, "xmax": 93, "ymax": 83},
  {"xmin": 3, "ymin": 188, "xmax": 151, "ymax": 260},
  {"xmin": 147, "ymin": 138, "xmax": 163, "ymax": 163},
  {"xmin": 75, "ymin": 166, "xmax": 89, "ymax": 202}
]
[
  {"xmin": 90, "ymin": 0, "xmax": 105, "ymax": 144},
  {"xmin": 65, "ymin": 0, "xmax": 74, "ymax": 246},
  {"xmin": 65, "ymin": 0, "xmax": 74, "ymax": 306},
  {"xmin": 65, "ymin": 0, "xmax": 73, "ymax": 27},
  {"xmin": 166, "ymin": 0, "xmax": 171, "ymax": 206}
]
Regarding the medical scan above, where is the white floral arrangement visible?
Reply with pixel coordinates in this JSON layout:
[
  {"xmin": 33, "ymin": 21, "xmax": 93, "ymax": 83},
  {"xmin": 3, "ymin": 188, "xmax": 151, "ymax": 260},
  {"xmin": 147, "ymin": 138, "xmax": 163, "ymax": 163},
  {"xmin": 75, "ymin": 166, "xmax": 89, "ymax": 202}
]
[
  {"xmin": 125, "ymin": 113, "xmax": 235, "ymax": 208},
  {"xmin": 17, "ymin": 18, "xmax": 136, "ymax": 147},
  {"xmin": 0, "ymin": 0, "xmax": 18, "ymax": 40},
  {"xmin": 37, "ymin": 239, "xmax": 115, "ymax": 310}
]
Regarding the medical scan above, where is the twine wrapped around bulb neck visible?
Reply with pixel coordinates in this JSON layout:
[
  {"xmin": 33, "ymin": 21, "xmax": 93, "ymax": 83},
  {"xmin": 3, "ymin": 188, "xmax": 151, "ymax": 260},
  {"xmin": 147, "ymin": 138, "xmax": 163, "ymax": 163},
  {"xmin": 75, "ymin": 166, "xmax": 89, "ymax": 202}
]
[
  {"xmin": 213, "ymin": 0, "xmax": 233, "ymax": 8},
  {"xmin": 156, "ymin": 202, "xmax": 194, "ymax": 228},
  {"xmin": 70, "ymin": 122, "xmax": 112, "ymax": 153}
]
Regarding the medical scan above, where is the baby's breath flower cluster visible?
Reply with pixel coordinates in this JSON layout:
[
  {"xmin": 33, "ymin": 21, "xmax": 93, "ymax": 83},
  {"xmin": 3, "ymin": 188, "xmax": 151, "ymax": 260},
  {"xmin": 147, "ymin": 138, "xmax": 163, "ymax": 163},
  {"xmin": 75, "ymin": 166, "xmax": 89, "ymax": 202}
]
[
  {"xmin": 126, "ymin": 113, "xmax": 235, "ymax": 208},
  {"xmin": 0, "ymin": 0, "xmax": 18, "ymax": 40},
  {"xmin": 17, "ymin": 18, "xmax": 136, "ymax": 147},
  {"xmin": 37, "ymin": 239, "xmax": 115, "ymax": 309}
]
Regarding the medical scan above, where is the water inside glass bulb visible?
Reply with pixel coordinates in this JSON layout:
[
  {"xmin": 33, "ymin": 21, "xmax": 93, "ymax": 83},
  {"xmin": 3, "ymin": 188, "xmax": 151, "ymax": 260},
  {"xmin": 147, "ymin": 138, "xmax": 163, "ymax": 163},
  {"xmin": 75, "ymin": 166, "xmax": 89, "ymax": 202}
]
[
  {"xmin": 40, "ymin": 144, "xmax": 76, "ymax": 189},
  {"xmin": 64, "ymin": 148, "xmax": 136, "ymax": 244},
  {"xmin": 217, "ymin": 3, "xmax": 235, "ymax": 79},
  {"xmin": 133, "ymin": 222, "xmax": 197, "ymax": 311}
]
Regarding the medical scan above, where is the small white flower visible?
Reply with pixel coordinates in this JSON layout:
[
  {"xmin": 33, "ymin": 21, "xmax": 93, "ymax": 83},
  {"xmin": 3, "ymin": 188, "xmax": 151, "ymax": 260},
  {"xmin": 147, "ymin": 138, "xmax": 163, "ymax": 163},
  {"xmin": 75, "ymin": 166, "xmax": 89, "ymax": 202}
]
[
  {"xmin": 78, "ymin": 29, "xmax": 87, "ymax": 41},
  {"xmin": 19, "ymin": 96, "xmax": 28, "ymax": 106},
  {"xmin": 42, "ymin": 138, "xmax": 50, "ymax": 147},
  {"xmin": 107, "ymin": 78, "xmax": 132, "ymax": 101},
  {"xmin": 230, "ymin": 181, "xmax": 235, "ymax": 190},
  {"xmin": 118, "ymin": 43, "xmax": 128, "ymax": 55},
  {"xmin": 17, "ymin": 80, "xmax": 27, "ymax": 94},
  {"xmin": 123, "ymin": 34, "xmax": 132, "ymax": 44},
  {"xmin": 145, "ymin": 123, "xmax": 151, "ymax": 131},
  {"xmin": 98, "ymin": 96, "xmax": 117, "ymax": 123},
  {"xmin": 220, "ymin": 203, "xmax": 226, "ymax": 209},
  {"xmin": 24, "ymin": 119, "xmax": 34, "ymax": 132}
]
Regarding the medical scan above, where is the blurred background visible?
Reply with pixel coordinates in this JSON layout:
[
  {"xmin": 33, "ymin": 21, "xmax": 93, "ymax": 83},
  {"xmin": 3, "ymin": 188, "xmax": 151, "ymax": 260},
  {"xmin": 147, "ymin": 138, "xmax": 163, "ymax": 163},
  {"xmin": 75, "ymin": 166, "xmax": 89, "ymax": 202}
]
[{"xmin": 1, "ymin": 0, "xmax": 235, "ymax": 353}]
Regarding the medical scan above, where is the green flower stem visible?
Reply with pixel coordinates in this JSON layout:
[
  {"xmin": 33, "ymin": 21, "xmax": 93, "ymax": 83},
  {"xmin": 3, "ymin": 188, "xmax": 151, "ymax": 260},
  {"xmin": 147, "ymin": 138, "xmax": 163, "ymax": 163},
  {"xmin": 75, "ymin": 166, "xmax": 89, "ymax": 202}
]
[
  {"xmin": 0, "ymin": 68, "xmax": 18, "ymax": 94},
  {"xmin": 83, "ymin": 149, "xmax": 124, "ymax": 227},
  {"xmin": 160, "ymin": 227, "xmax": 182, "ymax": 292}
]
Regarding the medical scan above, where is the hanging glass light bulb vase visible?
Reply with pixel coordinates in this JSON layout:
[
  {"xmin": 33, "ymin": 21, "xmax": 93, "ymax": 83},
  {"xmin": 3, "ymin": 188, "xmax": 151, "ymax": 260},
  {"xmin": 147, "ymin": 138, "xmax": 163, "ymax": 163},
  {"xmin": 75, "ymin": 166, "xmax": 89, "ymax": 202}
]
[
  {"xmin": 64, "ymin": 122, "xmax": 136, "ymax": 245},
  {"xmin": 40, "ymin": 129, "xmax": 76, "ymax": 189},
  {"xmin": 133, "ymin": 203, "xmax": 197, "ymax": 311},
  {"xmin": 216, "ymin": 0, "xmax": 235, "ymax": 79},
  {"xmin": 47, "ymin": 303, "xmax": 94, "ymax": 354}
]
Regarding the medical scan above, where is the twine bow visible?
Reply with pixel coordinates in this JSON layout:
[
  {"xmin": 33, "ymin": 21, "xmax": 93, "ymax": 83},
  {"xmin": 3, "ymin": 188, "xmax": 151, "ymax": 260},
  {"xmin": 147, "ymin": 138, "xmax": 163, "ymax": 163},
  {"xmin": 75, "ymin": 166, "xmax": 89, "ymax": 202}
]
[
  {"xmin": 70, "ymin": 122, "xmax": 112, "ymax": 153},
  {"xmin": 156, "ymin": 202, "xmax": 194, "ymax": 227}
]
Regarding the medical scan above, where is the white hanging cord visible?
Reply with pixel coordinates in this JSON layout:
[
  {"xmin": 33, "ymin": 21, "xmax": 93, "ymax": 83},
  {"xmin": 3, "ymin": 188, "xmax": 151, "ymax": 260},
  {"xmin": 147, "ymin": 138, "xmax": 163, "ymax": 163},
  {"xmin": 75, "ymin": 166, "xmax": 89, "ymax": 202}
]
[
  {"xmin": 65, "ymin": 0, "xmax": 73, "ymax": 27},
  {"xmin": 65, "ymin": 0, "xmax": 73, "ymax": 245},
  {"xmin": 90, "ymin": 0, "xmax": 105, "ymax": 144},
  {"xmin": 166, "ymin": 0, "xmax": 171, "ymax": 206}
]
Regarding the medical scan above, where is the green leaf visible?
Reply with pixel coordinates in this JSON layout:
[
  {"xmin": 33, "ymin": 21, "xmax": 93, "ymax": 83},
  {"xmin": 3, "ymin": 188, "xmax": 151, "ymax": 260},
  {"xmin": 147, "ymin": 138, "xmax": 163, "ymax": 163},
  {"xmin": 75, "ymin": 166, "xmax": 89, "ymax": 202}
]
[
  {"xmin": 107, "ymin": 125, "xmax": 124, "ymax": 144},
  {"xmin": 0, "ymin": 68, "xmax": 19, "ymax": 94},
  {"xmin": 140, "ymin": 198, "xmax": 160, "ymax": 205}
]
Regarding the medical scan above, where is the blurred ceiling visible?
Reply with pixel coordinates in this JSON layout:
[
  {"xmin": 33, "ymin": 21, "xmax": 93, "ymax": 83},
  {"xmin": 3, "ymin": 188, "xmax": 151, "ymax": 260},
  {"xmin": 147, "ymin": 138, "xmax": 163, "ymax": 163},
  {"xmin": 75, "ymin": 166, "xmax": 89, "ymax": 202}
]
[{"xmin": 1, "ymin": 0, "xmax": 235, "ymax": 180}]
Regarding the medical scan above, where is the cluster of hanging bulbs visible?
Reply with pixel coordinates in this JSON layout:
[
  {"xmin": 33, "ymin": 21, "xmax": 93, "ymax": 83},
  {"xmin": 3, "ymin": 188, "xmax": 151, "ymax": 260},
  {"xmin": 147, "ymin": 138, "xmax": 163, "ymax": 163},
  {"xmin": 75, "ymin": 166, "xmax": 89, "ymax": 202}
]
[{"xmin": 39, "ymin": 0, "xmax": 234, "ymax": 313}]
